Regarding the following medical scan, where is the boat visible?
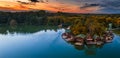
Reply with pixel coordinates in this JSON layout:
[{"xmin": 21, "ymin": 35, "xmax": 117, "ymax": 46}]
[
  {"xmin": 104, "ymin": 30, "xmax": 114, "ymax": 43},
  {"xmin": 86, "ymin": 40, "xmax": 96, "ymax": 45},
  {"xmin": 104, "ymin": 35, "xmax": 113, "ymax": 43},
  {"xmin": 74, "ymin": 37, "xmax": 84, "ymax": 46},
  {"xmin": 85, "ymin": 34, "xmax": 96, "ymax": 45},
  {"xmin": 95, "ymin": 37, "xmax": 104, "ymax": 45},
  {"xmin": 62, "ymin": 33, "xmax": 74, "ymax": 42},
  {"xmin": 62, "ymin": 33, "xmax": 68, "ymax": 39},
  {"xmin": 66, "ymin": 35, "xmax": 74, "ymax": 42},
  {"xmin": 96, "ymin": 41, "xmax": 103, "ymax": 45}
]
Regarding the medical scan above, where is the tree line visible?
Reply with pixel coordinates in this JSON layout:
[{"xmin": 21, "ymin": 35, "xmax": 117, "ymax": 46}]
[{"xmin": 0, "ymin": 10, "xmax": 119, "ymax": 29}]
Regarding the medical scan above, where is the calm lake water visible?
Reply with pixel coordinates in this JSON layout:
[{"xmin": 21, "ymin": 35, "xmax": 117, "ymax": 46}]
[{"xmin": 0, "ymin": 28, "xmax": 120, "ymax": 58}]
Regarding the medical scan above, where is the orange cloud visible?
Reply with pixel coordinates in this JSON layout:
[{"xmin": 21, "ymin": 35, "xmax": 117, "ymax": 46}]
[{"xmin": 0, "ymin": 1, "xmax": 100, "ymax": 13}]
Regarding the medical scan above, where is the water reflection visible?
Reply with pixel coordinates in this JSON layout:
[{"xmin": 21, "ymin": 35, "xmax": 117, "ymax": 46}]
[
  {"xmin": 0, "ymin": 29, "xmax": 65, "ymax": 57},
  {"xmin": 62, "ymin": 33, "xmax": 120, "ymax": 55},
  {"xmin": 68, "ymin": 42, "xmax": 104, "ymax": 55},
  {"xmin": 0, "ymin": 25, "xmax": 58, "ymax": 34},
  {"xmin": 0, "ymin": 28, "xmax": 120, "ymax": 58},
  {"xmin": 85, "ymin": 45, "xmax": 97, "ymax": 55}
]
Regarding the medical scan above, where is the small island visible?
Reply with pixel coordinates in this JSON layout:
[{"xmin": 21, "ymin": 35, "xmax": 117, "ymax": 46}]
[{"xmin": 61, "ymin": 17, "xmax": 115, "ymax": 46}]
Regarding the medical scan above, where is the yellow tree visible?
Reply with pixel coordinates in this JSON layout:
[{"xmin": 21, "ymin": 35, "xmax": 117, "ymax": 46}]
[{"xmin": 71, "ymin": 16, "xmax": 106, "ymax": 37}]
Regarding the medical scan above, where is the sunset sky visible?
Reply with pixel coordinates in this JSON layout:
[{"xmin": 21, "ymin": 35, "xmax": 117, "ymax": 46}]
[{"xmin": 0, "ymin": 0, "xmax": 120, "ymax": 13}]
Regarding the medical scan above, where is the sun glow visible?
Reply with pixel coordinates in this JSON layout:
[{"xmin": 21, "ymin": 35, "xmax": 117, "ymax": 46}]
[{"xmin": 0, "ymin": 1, "xmax": 100, "ymax": 13}]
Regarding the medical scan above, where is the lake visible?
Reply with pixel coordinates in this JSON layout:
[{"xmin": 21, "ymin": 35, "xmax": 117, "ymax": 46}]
[{"xmin": 0, "ymin": 28, "xmax": 120, "ymax": 58}]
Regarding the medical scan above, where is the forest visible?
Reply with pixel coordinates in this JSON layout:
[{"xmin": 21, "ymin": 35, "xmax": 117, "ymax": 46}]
[{"xmin": 0, "ymin": 10, "xmax": 120, "ymax": 35}]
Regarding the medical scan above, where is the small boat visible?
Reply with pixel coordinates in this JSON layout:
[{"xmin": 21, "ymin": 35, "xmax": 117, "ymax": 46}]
[
  {"xmin": 62, "ymin": 33, "xmax": 68, "ymax": 39},
  {"xmin": 86, "ymin": 40, "xmax": 96, "ymax": 45},
  {"xmin": 95, "ymin": 37, "xmax": 104, "ymax": 45},
  {"xmin": 96, "ymin": 41, "xmax": 103, "ymax": 45},
  {"xmin": 65, "ymin": 35, "xmax": 74, "ymax": 42},
  {"xmin": 104, "ymin": 35, "xmax": 113, "ymax": 43},
  {"xmin": 85, "ymin": 35, "xmax": 96, "ymax": 44},
  {"xmin": 74, "ymin": 37, "xmax": 84, "ymax": 46},
  {"xmin": 62, "ymin": 33, "xmax": 74, "ymax": 42},
  {"xmin": 104, "ymin": 31, "xmax": 114, "ymax": 43},
  {"xmin": 75, "ymin": 42, "xmax": 83, "ymax": 46}
]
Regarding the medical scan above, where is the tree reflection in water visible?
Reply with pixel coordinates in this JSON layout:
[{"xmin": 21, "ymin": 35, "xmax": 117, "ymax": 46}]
[
  {"xmin": 62, "ymin": 31, "xmax": 114, "ymax": 55},
  {"xmin": 62, "ymin": 29, "xmax": 114, "ymax": 55},
  {"xmin": 65, "ymin": 40, "xmax": 105, "ymax": 55}
]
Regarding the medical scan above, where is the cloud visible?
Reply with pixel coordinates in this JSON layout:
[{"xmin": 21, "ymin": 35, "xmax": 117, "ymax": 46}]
[
  {"xmin": 98, "ymin": 0, "xmax": 120, "ymax": 13},
  {"xmin": 1, "ymin": 0, "xmax": 120, "ymax": 13},
  {"xmin": 28, "ymin": 0, "xmax": 48, "ymax": 3},
  {"xmin": 80, "ymin": 3, "xmax": 100, "ymax": 9},
  {"xmin": 74, "ymin": 0, "xmax": 120, "ymax": 13},
  {"xmin": 101, "ymin": 0, "xmax": 120, "ymax": 9},
  {"xmin": 17, "ymin": 1, "xmax": 29, "ymax": 4},
  {"xmin": 29, "ymin": 0, "xmax": 39, "ymax": 2}
]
